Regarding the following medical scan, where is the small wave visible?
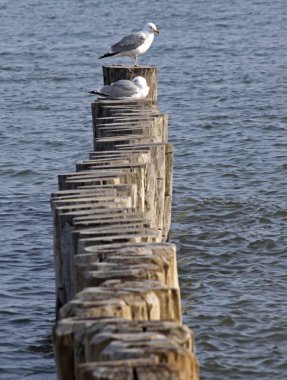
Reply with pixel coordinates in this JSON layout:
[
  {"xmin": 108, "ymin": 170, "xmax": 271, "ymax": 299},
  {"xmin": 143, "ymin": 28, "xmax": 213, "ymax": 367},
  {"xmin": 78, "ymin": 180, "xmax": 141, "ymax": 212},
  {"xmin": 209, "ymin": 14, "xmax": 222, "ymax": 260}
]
[
  {"xmin": 219, "ymin": 314, "xmax": 235, "ymax": 327},
  {"xmin": 52, "ymin": 77, "xmax": 69, "ymax": 82},
  {"xmin": 248, "ymin": 238, "xmax": 276, "ymax": 249},
  {"xmin": 214, "ymin": 23, "xmax": 229, "ymax": 28},
  {"xmin": 9, "ymin": 169, "xmax": 35, "ymax": 177}
]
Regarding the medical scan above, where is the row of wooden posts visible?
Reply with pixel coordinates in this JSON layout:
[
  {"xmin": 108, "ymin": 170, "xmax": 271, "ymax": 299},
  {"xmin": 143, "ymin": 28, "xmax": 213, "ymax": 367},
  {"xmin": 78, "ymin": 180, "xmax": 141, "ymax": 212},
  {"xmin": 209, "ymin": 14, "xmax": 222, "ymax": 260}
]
[{"xmin": 51, "ymin": 65, "xmax": 199, "ymax": 379}]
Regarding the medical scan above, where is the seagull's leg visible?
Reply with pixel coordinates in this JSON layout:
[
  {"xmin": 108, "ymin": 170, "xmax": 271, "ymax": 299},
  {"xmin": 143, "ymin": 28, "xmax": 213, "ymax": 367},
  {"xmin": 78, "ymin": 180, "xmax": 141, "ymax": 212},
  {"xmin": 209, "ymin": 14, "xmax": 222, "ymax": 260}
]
[{"xmin": 134, "ymin": 55, "xmax": 139, "ymax": 67}]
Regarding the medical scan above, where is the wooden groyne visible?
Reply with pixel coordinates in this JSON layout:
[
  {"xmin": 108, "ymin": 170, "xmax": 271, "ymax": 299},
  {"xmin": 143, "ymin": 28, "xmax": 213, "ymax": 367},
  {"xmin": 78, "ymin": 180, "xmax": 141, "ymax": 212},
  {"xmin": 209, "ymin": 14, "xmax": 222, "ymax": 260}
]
[{"xmin": 51, "ymin": 65, "xmax": 199, "ymax": 380}]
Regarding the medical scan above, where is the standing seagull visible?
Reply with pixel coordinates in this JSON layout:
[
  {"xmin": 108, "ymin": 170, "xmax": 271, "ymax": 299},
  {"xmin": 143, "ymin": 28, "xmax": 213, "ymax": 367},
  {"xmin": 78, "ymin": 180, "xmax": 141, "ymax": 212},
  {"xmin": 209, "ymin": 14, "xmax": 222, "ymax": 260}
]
[
  {"xmin": 86, "ymin": 76, "xmax": 150, "ymax": 99},
  {"xmin": 99, "ymin": 23, "xmax": 160, "ymax": 66}
]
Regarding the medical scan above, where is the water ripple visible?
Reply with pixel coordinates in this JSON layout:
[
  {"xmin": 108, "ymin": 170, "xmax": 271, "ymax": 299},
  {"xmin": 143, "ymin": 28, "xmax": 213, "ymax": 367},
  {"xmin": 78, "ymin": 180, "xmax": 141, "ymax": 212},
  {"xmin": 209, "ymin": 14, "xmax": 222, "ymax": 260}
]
[{"xmin": 1, "ymin": 0, "xmax": 287, "ymax": 379}]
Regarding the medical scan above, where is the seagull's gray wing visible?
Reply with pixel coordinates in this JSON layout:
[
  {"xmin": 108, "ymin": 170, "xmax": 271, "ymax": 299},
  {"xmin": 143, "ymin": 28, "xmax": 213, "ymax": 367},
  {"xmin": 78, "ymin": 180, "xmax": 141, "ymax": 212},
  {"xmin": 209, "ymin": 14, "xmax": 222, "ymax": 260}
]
[
  {"xmin": 99, "ymin": 80, "xmax": 139, "ymax": 98},
  {"xmin": 110, "ymin": 32, "xmax": 146, "ymax": 53},
  {"xmin": 112, "ymin": 80, "xmax": 139, "ymax": 90}
]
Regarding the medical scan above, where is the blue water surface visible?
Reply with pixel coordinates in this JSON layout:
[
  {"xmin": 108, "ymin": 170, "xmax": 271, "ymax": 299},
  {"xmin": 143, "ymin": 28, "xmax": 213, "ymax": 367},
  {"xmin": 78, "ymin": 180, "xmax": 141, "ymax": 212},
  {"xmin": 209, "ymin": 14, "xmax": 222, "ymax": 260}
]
[{"xmin": 0, "ymin": 0, "xmax": 287, "ymax": 378}]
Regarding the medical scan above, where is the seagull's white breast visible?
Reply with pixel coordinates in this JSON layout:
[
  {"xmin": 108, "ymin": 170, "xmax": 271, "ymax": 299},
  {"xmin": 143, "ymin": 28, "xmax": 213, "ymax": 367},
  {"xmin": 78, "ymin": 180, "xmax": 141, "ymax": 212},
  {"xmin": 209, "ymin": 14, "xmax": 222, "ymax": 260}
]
[{"xmin": 134, "ymin": 33, "xmax": 154, "ymax": 55}]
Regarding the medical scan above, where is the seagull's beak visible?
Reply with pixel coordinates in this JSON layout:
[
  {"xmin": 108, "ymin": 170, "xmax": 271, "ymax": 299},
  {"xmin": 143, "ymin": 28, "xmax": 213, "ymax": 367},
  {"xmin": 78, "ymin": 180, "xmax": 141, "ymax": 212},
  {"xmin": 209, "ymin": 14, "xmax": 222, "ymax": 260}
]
[{"xmin": 155, "ymin": 28, "xmax": 160, "ymax": 34}]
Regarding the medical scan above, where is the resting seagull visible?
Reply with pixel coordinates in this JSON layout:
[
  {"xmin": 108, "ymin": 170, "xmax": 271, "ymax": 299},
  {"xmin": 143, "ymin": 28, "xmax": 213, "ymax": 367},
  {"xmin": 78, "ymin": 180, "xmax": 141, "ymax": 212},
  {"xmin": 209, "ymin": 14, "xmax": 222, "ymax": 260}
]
[
  {"xmin": 99, "ymin": 22, "xmax": 160, "ymax": 66},
  {"xmin": 86, "ymin": 76, "xmax": 150, "ymax": 99}
]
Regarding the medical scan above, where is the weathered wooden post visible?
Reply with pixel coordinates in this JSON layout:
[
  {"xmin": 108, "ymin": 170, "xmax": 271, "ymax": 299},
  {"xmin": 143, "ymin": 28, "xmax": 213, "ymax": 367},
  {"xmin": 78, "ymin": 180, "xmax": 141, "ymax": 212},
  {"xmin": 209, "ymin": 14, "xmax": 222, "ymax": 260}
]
[{"xmin": 51, "ymin": 64, "xmax": 200, "ymax": 380}]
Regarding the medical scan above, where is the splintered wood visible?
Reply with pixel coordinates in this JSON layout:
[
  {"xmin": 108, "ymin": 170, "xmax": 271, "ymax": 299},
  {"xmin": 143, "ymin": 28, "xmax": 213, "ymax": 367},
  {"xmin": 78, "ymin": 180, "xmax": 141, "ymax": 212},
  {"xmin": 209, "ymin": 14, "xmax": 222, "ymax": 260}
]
[{"xmin": 51, "ymin": 65, "xmax": 199, "ymax": 380}]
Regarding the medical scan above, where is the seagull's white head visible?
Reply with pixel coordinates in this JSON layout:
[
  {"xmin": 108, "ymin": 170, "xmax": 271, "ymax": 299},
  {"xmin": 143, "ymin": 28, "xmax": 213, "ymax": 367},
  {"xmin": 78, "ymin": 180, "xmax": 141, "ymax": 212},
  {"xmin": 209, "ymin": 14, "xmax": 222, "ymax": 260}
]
[
  {"xmin": 132, "ymin": 76, "xmax": 150, "ymax": 98},
  {"xmin": 132, "ymin": 76, "xmax": 148, "ymax": 89},
  {"xmin": 144, "ymin": 22, "xmax": 160, "ymax": 35}
]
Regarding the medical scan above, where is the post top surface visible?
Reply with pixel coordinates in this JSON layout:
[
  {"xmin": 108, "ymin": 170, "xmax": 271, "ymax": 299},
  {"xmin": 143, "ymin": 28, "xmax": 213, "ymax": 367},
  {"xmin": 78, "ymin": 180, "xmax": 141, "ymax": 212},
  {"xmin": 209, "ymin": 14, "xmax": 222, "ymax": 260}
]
[{"xmin": 102, "ymin": 64, "xmax": 157, "ymax": 70}]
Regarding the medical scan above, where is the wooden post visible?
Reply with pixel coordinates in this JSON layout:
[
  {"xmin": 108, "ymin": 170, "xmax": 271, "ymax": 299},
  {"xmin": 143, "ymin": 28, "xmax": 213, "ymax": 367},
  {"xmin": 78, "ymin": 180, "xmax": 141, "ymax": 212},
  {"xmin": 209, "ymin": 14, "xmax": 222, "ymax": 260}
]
[
  {"xmin": 51, "ymin": 65, "xmax": 200, "ymax": 379},
  {"xmin": 102, "ymin": 65, "xmax": 157, "ymax": 101}
]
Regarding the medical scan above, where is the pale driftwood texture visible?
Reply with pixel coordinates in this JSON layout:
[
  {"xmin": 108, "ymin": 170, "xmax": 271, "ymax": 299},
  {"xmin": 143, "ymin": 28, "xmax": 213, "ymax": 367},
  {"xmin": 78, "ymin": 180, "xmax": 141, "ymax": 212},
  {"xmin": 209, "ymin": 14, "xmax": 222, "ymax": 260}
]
[
  {"xmin": 54, "ymin": 318, "xmax": 198, "ymax": 380},
  {"xmin": 51, "ymin": 66, "xmax": 199, "ymax": 379}
]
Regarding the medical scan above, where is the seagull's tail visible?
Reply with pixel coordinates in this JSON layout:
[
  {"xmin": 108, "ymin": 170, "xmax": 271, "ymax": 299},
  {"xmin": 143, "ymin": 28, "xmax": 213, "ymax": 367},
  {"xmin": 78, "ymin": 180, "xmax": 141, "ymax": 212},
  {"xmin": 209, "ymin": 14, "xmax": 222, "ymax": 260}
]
[
  {"xmin": 85, "ymin": 90, "xmax": 98, "ymax": 95},
  {"xmin": 85, "ymin": 90, "xmax": 109, "ymax": 97},
  {"xmin": 99, "ymin": 52, "xmax": 118, "ymax": 59}
]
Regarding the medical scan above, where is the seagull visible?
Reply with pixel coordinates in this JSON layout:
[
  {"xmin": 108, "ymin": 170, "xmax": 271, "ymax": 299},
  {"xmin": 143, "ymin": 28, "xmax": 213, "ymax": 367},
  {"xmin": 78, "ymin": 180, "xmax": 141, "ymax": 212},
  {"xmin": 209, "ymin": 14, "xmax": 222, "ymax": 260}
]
[
  {"xmin": 86, "ymin": 76, "xmax": 150, "ymax": 99},
  {"xmin": 99, "ymin": 22, "xmax": 160, "ymax": 66}
]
